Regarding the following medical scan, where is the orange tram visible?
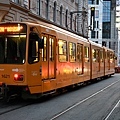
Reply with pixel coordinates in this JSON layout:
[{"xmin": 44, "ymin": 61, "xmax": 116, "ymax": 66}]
[{"xmin": 0, "ymin": 21, "xmax": 115, "ymax": 100}]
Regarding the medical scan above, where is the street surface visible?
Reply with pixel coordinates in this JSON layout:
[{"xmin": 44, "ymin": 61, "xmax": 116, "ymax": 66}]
[{"xmin": 0, "ymin": 74, "xmax": 120, "ymax": 120}]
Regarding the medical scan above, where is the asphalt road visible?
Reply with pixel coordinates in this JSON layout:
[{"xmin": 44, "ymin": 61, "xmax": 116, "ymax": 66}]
[{"xmin": 0, "ymin": 74, "xmax": 120, "ymax": 120}]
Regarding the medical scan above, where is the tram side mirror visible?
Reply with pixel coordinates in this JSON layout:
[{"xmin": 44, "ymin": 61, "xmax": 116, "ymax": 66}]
[{"xmin": 38, "ymin": 38, "xmax": 44, "ymax": 49}]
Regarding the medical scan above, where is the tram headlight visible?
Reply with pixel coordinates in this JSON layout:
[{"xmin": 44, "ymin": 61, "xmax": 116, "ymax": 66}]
[{"xmin": 14, "ymin": 74, "xmax": 24, "ymax": 81}]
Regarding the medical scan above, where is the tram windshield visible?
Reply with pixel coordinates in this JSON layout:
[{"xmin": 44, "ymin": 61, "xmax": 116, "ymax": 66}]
[{"xmin": 0, "ymin": 23, "xmax": 27, "ymax": 64}]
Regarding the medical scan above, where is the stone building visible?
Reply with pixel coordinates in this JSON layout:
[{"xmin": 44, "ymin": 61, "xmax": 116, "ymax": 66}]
[{"xmin": 0, "ymin": 0, "xmax": 88, "ymax": 38}]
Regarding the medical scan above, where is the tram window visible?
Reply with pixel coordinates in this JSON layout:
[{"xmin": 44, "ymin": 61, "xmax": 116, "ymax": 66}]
[
  {"xmin": 80, "ymin": 45, "xmax": 83, "ymax": 61},
  {"xmin": 100, "ymin": 50, "xmax": 103, "ymax": 62},
  {"xmin": 96, "ymin": 50, "xmax": 99, "ymax": 62},
  {"xmin": 110, "ymin": 53, "xmax": 112, "ymax": 59},
  {"xmin": 84, "ymin": 46, "xmax": 89, "ymax": 62},
  {"xmin": 92, "ymin": 49, "xmax": 96, "ymax": 62},
  {"xmin": 92, "ymin": 49, "xmax": 99, "ymax": 62},
  {"xmin": 49, "ymin": 37, "xmax": 54, "ymax": 61},
  {"xmin": 42, "ymin": 36, "xmax": 47, "ymax": 61},
  {"xmin": 77, "ymin": 44, "xmax": 83, "ymax": 61},
  {"xmin": 105, "ymin": 52, "xmax": 107, "ymax": 59},
  {"xmin": 77, "ymin": 45, "xmax": 80, "ymax": 60},
  {"xmin": 0, "ymin": 36, "xmax": 26, "ymax": 64},
  {"xmin": 58, "ymin": 39, "xmax": 67, "ymax": 62},
  {"xmin": 0, "ymin": 37, "xmax": 4, "ymax": 63},
  {"xmin": 28, "ymin": 33, "xmax": 39, "ymax": 63},
  {"xmin": 69, "ymin": 42, "xmax": 76, "ymax": 62},
  {"xmin": 107, "ymin": 51, "xmax": 110, "ymax": 59},
  {"xmin": 110, "ymin": 52, "xmax": 113, "ymax": 63}
]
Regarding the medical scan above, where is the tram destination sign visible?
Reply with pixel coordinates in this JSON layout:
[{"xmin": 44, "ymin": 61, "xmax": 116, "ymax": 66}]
[{"xmin": 0, "ymin": 23, "xmax": 27, "ymax": 34}]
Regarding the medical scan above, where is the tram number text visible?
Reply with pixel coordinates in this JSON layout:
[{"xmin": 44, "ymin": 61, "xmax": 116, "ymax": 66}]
[{"xmin": 2, "ymin": 74, "xmax": 10, "ymax": 78}]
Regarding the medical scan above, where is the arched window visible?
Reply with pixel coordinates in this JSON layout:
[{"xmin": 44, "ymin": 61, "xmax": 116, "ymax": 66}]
[
  {"xmin": 65, "ymin": 9, "xmax": 68, "ymax": 28},
  {"xmin": 60, "ymin": 5, "xmax": 63, "ymax": 25},
  {"xmin": 53, "ymin": 1, "xmax": 57, "ymax": 22},
  {"xmin": 37, "ymin": 0, "xmax": 41, "ymax": 15},
  {"xmin": 23, "ymin": 0, "xmax": 28, "ymax": 8},
  {"xmin": 46, "ymin": 0, "xmax": 49, "ymax": 19},
  {"xmin": 74, "ymin": 16, "xmax": 77, "ymax": 31}
]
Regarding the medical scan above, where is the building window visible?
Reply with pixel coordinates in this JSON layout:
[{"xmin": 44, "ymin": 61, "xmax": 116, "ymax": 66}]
[
  {"xmin": 65, "ymin": 9, "xmax": 68, "ymax": 28},
  {"xmin": 97, "ymin": 31, "xmax": 99, "ymax": 38},
  {"xmin": 96, "ymin": 0, "xmax": 99, "ymax": 5},
  {"xmin": 94, "ymin": 21, "xmax": 96, "ymax": 29},
  {"xmin": 91, "ymin": 30, "xmax": 95, "ymax": 38},
  {"xmin": 53, "ymin": 1, "xmax": 57, "ymax": 22},
  {"xmin": 88, "ymin": 0, "xmax": 95, "ymax": 4},
  {"xmin": 109, "ymin": 41, "xmax": 111, "ymax": 48},
  {"xmin": 88, "ymin": 0, "xmax": 99, "ymax": 5},
  {"xmin": 113, "ymin": 42, "xmax": 116, "ymax": 51},
  {"xmin": 46, "ymin": 0, "xmax": 49, "ymax": 19},
  {"xmin": 12, "ymin": 0, "xmax": 20, "ymax": 4},
  {"xmin": 60, "ymin": 6, "xmax": 63, "ymax": 25},
  {"xmin": 37, "ymin": 0, "xmax": 41, "ymax": 15},
  {"xmin": 102, "ymin": 22, "xmax": 111, "ymax": 39},
  {"xmin": 102, "ymin": 41, "xmax": 106, "ymax": 47},
  {"xmin": 102, "ymin": 1, "xmax": 111, "ymax": 39},
  {"xmin": 23, "ymin": 0, "xmax": 28, "ymax": 8},
  {"xmin": 74, "ymin": 16, "xmax": 77, "ymax": 31},
  {"xmin": 94, "ymin": 41, "xmax": 98, "ymax": 43},
  {"xmin": 97, "ymin": 21, "xmax": 99, "ymax": 28},
  {"xmin": 95, "ymin": 10, "xmax": 99, "ymax": 18},
  {"xmin": 71, "ymin": 0, "xmax": 74, "ymax": 2},
  {"xmin": 103, "ymin": 1, "xmax": 111, "ymax": 22}
]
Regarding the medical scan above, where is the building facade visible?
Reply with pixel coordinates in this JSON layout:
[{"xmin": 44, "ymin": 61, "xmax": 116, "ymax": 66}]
[
  {"xmin": 116, "ymin": 0, "xmax": 120, "ymax": 65},
  {"xmin": 88, "ymin": 0, "xmax": 118, "ymax": 63},
  {"xmin": 0, "ymin": 0, "xmax": 88, "ymax": 38}
]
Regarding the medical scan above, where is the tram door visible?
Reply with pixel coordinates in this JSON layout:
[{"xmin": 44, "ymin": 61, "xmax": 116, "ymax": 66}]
[
  {"xmin": 41, "ymin": 34, "xmax": 56, "ymax": 79},
  {"xmin": 77, "ymin": 43, "xmax": 83, "ymax": 75}
]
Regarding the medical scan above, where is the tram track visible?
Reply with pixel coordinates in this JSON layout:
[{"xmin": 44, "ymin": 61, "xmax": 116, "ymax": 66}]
[
  {"xmin": 50, "ymin": 79, "xmax": 120, "ymax": 120},
  {"xmin": 0, "ymin": 103, "xmax": 31, "ymax": 115},
  {"xmin": 0, "ymin": 76, "xmax": 120, "ymax": 119},
  {"xmin": 104, "ymin": 99, "xmax": 120, "ymax": 120},
  {"xmin": 0, "ymin": 98, "xmax": 34, "ymax": 116},
  {"xmin": 0, "ymin": 96, "xmax": 53, "ymax": 116}
]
